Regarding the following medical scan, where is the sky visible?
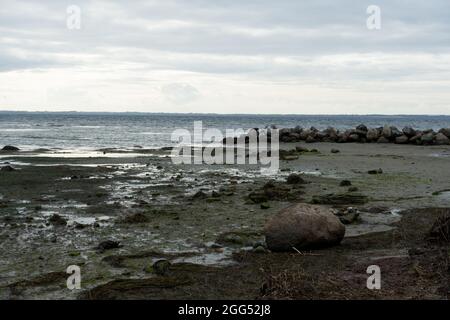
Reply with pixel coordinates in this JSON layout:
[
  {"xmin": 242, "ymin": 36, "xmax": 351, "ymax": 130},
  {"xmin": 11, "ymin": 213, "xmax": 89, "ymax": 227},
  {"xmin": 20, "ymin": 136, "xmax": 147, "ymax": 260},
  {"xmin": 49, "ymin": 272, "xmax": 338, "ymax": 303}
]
[{"xmin": 1, "ymin": 0, "xmax": 450, "ymax": 114}]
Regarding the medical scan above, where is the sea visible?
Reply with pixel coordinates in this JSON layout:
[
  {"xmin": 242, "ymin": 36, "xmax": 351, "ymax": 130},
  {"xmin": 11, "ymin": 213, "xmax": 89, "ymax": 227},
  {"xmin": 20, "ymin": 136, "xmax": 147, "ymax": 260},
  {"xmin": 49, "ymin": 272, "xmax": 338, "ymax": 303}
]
[{"xmin": 1, "ymin": 112, "xmax": 450, "ymax": 151}]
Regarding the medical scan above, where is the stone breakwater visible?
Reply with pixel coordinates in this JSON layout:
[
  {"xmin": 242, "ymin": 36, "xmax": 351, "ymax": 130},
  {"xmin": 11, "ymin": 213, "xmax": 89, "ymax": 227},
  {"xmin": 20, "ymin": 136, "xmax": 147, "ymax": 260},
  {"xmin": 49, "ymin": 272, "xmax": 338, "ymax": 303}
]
[
  {"xmin": 279, "ymin": 125, "xmax": 450, "ymax": 145},
  {"xmin": 224, "ymin": 125, "xmax": 450, "ymax": 146}
]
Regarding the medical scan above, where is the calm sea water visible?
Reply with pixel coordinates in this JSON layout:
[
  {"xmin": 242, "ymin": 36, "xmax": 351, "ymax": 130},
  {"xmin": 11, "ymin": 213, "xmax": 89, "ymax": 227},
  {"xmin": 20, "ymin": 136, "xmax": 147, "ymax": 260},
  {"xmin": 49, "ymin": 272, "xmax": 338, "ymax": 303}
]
[{"xmin": 1, "ymin": 112, "xmax": 450, "ymax": 150}]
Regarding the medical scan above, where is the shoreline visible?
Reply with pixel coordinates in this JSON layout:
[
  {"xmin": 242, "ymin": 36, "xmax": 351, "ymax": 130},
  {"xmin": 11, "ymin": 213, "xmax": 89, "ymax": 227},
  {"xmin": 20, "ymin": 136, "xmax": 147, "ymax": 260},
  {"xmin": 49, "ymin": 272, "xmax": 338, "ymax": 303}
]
[{"xmin": 0, "ymin": 140, "xmax": 449, "ymax": 299}]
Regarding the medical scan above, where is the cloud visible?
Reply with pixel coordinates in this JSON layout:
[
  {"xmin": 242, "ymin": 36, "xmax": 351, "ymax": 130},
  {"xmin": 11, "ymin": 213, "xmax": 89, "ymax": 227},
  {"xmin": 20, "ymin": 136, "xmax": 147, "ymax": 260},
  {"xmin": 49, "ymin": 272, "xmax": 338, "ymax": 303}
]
[
  {"xmin": 0, "ymin": 0, "xmax": 450, "ymax": 113},
  {"xmin": 161, "ymin": 83, "xmax": 200, "ymax": 104}
]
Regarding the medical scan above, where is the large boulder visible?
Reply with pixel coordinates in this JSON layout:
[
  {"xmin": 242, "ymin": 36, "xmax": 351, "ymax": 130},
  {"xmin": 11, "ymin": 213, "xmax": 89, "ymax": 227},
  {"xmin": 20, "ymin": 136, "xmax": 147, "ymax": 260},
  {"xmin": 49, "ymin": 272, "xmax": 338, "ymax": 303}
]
[
  {"xmin": 366, "ymin": 128, "xmax": 379, "ymax": 141},
  {"xmin": 421, "ymin": 132, "xmax": 435, "ymax": 145},
  {"xmin": 395, "ymin": 135, "xmax": 409, "ymax": 144},
  {"xmin": 264, "ymin": 204, "xmax": 345, "ymax": 251},
  {"xmin": 391, "ymin": 126, "xmax": 403, "ymax": 138},
  {"xmin": 435, "ymin": 133, "xmax": 450, "ymax": 145},
  {"xmin": 382, "ymin": 125, "xmax": 392, "ymax": 139},
  {"xmin": 439, "ymin": 128, "xmax": 450, "ymax": 138},
  {"xmin": 402, "ymin": 126, "xmax": 416, "ymax": 137},
  {"xmin": 377, "ymin": 136, "xmax": 390, "ymax": 143}
]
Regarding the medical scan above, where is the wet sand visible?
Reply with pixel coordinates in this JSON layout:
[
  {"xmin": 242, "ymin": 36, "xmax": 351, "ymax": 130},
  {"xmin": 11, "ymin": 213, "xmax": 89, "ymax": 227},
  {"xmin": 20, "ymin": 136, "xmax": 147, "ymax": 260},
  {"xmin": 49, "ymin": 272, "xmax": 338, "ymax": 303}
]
[{"xmin": 0, "ymin": 142, "xmax": 449, "ymax": 299}]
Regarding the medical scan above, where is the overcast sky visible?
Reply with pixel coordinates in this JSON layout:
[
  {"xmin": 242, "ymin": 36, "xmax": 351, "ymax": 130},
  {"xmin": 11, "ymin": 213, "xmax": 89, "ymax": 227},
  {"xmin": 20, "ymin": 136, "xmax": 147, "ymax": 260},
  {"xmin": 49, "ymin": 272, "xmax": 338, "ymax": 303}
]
[{"xmin": 1, "ymin": 0, "xmax": 450, "ymax": 114}]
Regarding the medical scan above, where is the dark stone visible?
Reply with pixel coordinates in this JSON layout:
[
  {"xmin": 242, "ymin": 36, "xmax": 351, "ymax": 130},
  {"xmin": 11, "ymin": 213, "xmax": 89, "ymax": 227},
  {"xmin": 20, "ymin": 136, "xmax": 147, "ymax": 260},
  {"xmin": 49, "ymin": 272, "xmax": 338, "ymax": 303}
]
[
  {"xmin": 439, "ymin": 128, "xmax": 450, "ymax": 138},
  {"xmin": 356, "ymin": 124, "xmax": 368, "ymax": 133},
  {"xmin": 421, "ymin": 132, "xmax": 435, "ymax": 145},
  {"xmin": 48, "ymin": 214, "xmax": 67, "ymax": 226},
  {"xmin": 311, "ymin": 193, "xmax": 368, "ymax": 205},
  {"xmin": 260, "ymin": 202, "xmax": 270, "ymax": 209},
  {"xmin": 377, "ymin": 136, "xmax": 390, "ymax": 144},
  {"xmin": 395, "ymin": 135, "xmax": 409, "ymax": 144},
  {"xmin": 97, "ymin": 240, "xmax": 121, "ymax": 252},
  {"xmin": 286, "ymin": 173, "xmax": 305, "ymax": 184},
  {"xmin": 335, "ymin": 207, "xmax": 360, "ymax": 224},
  {"xmin": 192, "ymin": 190, "xmax": 207, "ymax": 200},
  {"xmin": 402, "ymin": 126, "xmax": 416, "ymax": 137},
  {"xmin": 121, "ymin": 212, "xmax": 149, "ymax": 224},
  {"xmin": 1, "ymin": 165, "xmax": 15, "ymax": 172},
  {"xmin": 2, "ymin": 145, "xmax": 19, "ymax": 151},
  {"xmin": 339, "ymin": 180, "xmax": 352, "ymax": 187},
  {"xmin": 152, "ymin": 259, "xmax": 171, "ymax": 276}
]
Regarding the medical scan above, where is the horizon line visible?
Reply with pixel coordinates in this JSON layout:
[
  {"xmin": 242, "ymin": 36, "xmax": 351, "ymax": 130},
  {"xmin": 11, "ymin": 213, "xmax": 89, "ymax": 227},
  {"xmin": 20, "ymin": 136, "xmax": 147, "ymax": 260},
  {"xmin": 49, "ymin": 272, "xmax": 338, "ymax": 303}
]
[{"xmin": 1, "ymin": 110, "xmax": 450, "ymax": 117}]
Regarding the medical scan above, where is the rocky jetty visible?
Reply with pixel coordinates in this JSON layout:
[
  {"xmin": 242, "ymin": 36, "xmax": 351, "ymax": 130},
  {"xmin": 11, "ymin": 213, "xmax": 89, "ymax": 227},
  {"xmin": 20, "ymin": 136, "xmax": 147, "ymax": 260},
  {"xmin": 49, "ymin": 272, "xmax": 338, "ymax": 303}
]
[{"xmin": 224, "ymin": 125, "xmax": 450, "ymax": 146}]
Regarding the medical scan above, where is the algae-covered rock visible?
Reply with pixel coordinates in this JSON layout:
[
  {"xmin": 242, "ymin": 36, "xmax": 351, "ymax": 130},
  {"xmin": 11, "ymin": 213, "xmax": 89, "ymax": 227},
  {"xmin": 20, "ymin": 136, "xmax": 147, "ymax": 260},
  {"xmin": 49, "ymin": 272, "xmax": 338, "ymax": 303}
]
[{"xmin": 264, "ymin": 203, "xmax": 345, "ymax": 251}]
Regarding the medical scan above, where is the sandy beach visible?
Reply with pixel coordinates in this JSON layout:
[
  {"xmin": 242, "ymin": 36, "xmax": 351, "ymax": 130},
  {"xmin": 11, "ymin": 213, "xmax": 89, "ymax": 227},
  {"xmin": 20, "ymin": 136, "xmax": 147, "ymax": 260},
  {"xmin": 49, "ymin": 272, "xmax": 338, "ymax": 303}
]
[{"xmin": 1, "ymin": 141, "xmax": 449, "ymax": 299}]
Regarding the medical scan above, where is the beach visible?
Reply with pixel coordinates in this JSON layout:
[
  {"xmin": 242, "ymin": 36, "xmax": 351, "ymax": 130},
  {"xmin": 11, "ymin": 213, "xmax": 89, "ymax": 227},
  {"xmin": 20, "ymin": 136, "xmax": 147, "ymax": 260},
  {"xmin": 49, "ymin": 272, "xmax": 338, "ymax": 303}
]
[{"xmin": 1, "ymin": 140, "xmax": 449, "ymax": 299}]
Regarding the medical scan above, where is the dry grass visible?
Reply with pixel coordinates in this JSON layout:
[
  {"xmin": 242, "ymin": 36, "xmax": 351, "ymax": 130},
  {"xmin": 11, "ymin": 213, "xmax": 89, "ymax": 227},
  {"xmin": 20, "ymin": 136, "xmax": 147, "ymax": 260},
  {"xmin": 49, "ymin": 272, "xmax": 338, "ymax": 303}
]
[{"xmin": 426, "ymin": 214, "xmax": 450, "ymax": 243}]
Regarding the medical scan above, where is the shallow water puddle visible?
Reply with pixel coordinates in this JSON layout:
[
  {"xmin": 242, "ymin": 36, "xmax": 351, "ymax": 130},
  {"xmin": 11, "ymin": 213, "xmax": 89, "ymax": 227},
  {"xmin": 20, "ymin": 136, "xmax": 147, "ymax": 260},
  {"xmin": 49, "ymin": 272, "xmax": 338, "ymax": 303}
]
[{"xmin": 345, "ymin": 209, "xmax": 402, "ymax": 237}]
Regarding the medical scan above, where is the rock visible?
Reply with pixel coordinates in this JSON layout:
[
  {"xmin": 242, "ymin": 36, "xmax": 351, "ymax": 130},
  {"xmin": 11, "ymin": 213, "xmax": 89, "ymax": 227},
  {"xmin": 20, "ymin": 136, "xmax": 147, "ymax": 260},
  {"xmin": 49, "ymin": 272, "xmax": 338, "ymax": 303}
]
[
  {"xmin": 330, "ymin": 148, "xmax": 340, "ymax": 154},
  {"xmin": 216, "ymin": 230, "xmax": 262, "ymax": 247},
  {"xmin": 377, "ymin": 136, "xmax": 390, "ymax": 144},
  {"xmin": 305, "ymin": 135, "xmax": 316, "ymax": 143},
  {"xmin": 410, "ymin": 132, "xmax": 423, "ymax": 144},
  {"xmin": 260, "ymin": 202, "xmax": 270, "ymax": 209},
  {"xmin": 366, "ymin": 128, "xmax": 379, "ymax": 141},
  {"xmin": 395, "ymin": 135, "xmax": 409, "ymax": 144},
  {"xmin": 402, "ymin": 126, "xmax": 416, "ymax": 137},
  {"xmin": 323, "ymin": 127, "xmax": 338, "ymax": 141},
  {"xmin": 192, "ymin": 190, "xmax": 207, "ymax": 200},
  {"xmin": 286, "ymin": 173, "xmax": 305, "ymax": 184},
  {"xmin": 0, "ymin": 165, "xmax": 15, "ymax": 172},
  {"xmin": 295, "ymin": 146, "xmax": 309, "ymax": 153},
  {"xmin": 121, "ymin": 212, "xmax": 149, "ymax": 224},
  {"xmin": 356, "ymin": 124, "xmax": 368, "ymax": 133},
  {"xmin": 339, "ymin": 180, "xmax": 352, "ymax": 187},
  {"xmin": 253, "ymin": 246, "xmax": 267, "ymax": 253},
  {"xmin": 282, "ymin": 154, "xmax": 299, "ymax": 161},
  {"xmin": 48, "ymin": 214, "xmax": 67, "ymax": 226},
  {"xmin": 348, "ymin": 134, "xmax": 360, "ymax": 142},
  {"xmin": 368, "ymin": 168, "xmax": 383, "ymax": 174},
  {"xmin": 248, "ymin": 191, "xmax": 269, "ymax": 204},
  {"xmin": 335, "ymin": 207, "xmax": 360, "ymax": 224},
  {"xmin": 97, "ymin": 240, "xmax": 121, "ymax": 252},
  {"xmin": 299, "ymin": 130, "xmax": 310, "ymax": 140},
  {"xmin": 279, "ymin": 149, "xmax": 299, "ymax": 161},
  {"xmin": 391, "ymin": 126, "xmax": 402, "ymax": 138},
  {"xmin": 264, "ymin": 204, "xmax": 345, "ymax": 251},
  {"xmin": 439, "ymin": 128, "xmax": 450, "ymax": 138},
  {"xmin": 152, "ymin": 259, "xmax": 171, "ymax": 276},
  {"xmin": 74, "ymin": 222, "xmax": 87, "ymax": 229},
  {"xmin": 382, "ymin": 125, "xmax": 392, "ymax": 139},
  {"xmin": 311, "ymin": 193, "xmax": 368, "ymax": 205},
  {"xmin": 1, "ymin": 145, "xmax": 19, "ymax": 151},
  {"xmin": 211, "ymin": 190, "xmax": 221, "ymax": 198},
  {"xmin": 435, "ymin": 133, "xmax": 450, "ymax": 145},
  {"xmin": 421, "ymin": 132, "xmax": 435, "ymax": 145},
  {"xmin": 348, "ymin": 186, "xmax": 358, "ymax": 192}
]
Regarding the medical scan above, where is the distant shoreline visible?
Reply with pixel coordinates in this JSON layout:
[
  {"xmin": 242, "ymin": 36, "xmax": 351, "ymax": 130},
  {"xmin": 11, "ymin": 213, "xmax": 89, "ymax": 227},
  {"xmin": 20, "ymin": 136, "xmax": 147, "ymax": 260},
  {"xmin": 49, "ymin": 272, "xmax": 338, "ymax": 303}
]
[{"xmin": 1, "ymin": 110, "xmax": 450, "ymax": 117}]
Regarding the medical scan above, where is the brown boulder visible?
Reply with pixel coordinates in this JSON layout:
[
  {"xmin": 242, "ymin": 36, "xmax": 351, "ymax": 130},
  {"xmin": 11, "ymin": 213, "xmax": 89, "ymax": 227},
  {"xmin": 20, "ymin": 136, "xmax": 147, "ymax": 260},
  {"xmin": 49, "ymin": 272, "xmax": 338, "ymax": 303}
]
[{"xmin": 264, "ymin": 204, "xmax": 345, "ymax": 251}]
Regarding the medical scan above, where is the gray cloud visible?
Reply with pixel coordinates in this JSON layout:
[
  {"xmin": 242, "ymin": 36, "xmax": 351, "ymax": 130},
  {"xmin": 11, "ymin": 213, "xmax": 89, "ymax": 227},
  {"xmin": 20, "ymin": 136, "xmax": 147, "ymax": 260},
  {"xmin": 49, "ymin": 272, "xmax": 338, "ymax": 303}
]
[{"xmin": 1, "ymin": 0, "xmax": 450, "ymax": 113}]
